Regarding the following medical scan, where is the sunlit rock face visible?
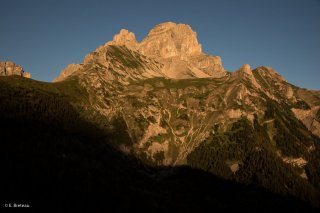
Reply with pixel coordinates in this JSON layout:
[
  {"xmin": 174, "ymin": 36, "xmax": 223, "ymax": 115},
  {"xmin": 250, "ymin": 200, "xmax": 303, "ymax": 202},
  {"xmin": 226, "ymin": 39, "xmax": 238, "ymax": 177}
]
[
  {"xmin": 139, "ymin": 22, "xmax": 202, "ymax": 58},
  {"xmin": 292, "ymin": 107, "xmax": 320, "ymax": 137},
  {"xmin": 0, "ymin": 61, "xmax": 30, "ymax": 78},
  {"xmin": 53, "ymin": 64, "xmax": 83, "ymax": 82},
  {"xmin": 189, "ymin": 54, "xmax": 225, "ymax": 78},
  {"xmin": 55, "ymin": 22, "xmax": 226, "ymax": 81},
  {"xmin": 138, "ymin": 22, "xmax": 225, "ymax": 78},
  {"xmin": 106, "ymin": 29, "xmax": 139, "ymax": 51},
  {"xmin": 242, "ymin": 64, "xmax": 251, "ymax": 74},
  {"xmin": 139, "ymin": 22, "xmax": 225, "ymax": 79}
]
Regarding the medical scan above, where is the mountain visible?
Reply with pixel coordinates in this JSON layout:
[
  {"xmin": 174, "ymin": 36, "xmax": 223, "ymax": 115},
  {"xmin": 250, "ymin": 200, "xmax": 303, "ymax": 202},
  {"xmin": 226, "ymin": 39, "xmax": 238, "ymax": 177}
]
[
  {"xmin": 54, "ymin": 22, "xmax": 225, "ymax": 83},
  {"xmin": 53, "ymin": 21, "xmax": 320, "ymax": 162},
  {"xmin": 1, "ymin": 22, "xmax": 320, "ymax": 210},
  {"xmin": 0, "ymin": 61, "xmax": 31, "ymax": 78}
]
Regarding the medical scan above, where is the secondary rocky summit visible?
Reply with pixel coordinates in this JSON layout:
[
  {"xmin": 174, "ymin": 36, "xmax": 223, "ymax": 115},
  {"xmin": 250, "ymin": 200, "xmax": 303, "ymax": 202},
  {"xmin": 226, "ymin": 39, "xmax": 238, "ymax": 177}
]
[
  {"xmin": 54, "ymin": 22, "xmax": 225, "ymax": 82},
  {"xmin": 0, "ymin": 61, "xmax": 30, "ymax": 78}
]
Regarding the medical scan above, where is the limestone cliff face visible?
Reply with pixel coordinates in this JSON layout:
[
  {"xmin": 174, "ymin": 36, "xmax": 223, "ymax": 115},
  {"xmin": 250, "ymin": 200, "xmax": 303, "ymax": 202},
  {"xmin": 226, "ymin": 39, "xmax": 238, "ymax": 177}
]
[
  {"xmin": 138, "ymin": 22, "xmax": 225, "ymax": 78},
  {"xmin": 189, "ymin": 54, "xmax": 225, "ymax": 78},
  {"xmin": 139, "ymin": 22, "xmax": 202, "ymax": 58},
  {"xmin": 0, "ymin": 61, "xmax": 31, "ymax": 78}
]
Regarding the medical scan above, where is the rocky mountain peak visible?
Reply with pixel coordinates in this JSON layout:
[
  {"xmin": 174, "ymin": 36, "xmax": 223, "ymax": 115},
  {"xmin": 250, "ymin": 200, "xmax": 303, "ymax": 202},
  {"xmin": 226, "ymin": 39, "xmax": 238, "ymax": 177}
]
[
  {"xmin": 55, "ymin": 22, "xmax": 227, "ymax": 81},
  {"xmin": 0, "ymin": 61, "xmax": 31, "ymax": 78},
  {"xmin": 147, "ymin": 22, "xmax": 177, "ymax": 35},
  {"xmin": 106, "ymin": 29, "xmax": 139, "ymax": 51},
  {"xmin": 139, "ymin": 22, "xmax": 202, "ymax": 59},
  {"xmin": 241, "ymin": 64, "xmax": 251, "ymax": 74}
]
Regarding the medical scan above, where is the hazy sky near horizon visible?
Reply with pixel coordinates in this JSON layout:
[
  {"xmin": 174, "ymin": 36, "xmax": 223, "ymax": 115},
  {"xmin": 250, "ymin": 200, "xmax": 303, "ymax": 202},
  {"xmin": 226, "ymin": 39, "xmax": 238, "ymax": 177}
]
[{"xmin": 1, "ymin": 0, "xmax": 319, "ymax": 89}]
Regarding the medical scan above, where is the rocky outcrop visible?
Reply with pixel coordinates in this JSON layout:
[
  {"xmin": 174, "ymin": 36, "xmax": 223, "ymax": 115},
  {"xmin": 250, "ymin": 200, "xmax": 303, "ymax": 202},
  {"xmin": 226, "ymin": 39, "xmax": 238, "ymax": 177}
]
[
  {"xmin": 138, "ymin": 22, "xmax": 225, "ymax": 79},
  {"xmin": 282, "ymin": 157, "xmax": 307, "ymax": 167},
  {"xmin": 241, "ymin": 64, "xmax": 251, "ymax": 74},
  {"xmin": 106, "ymin": 29, "xmax": 139, "ymax": 51},
  {"xmin": 292, "ymin": 107, "xmax": 320, "ymax": 137},
  {"xmin": 255, "ymin": 66, "xmax": 286, "ymax": 82},
  {"xmin": 53, "ymin": 64, "xmax": 83, "ymax": 82},
  {"xmin": 232, "ymin": 64, "xmax": 261, "ymax": 89},
  {"xmin": 190, "ymin": 54, "xmax": 225, "ymax": 78},
  {"xmin": 0, "ymin": 61, "xmax": 30, "ymax": 78}
]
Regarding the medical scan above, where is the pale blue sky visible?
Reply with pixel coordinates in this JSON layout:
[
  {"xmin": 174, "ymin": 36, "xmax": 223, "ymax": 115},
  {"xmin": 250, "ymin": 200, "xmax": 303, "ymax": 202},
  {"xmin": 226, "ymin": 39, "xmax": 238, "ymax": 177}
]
[{"xmin": 0, "ymin": 0, "xmax": 319, "ymax": 89}]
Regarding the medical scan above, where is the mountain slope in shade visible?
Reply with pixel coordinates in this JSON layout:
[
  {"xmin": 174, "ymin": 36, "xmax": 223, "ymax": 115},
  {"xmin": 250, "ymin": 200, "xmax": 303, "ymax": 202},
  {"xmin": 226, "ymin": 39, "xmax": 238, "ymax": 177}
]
[{"xmin": 0, "ymin": 76, "xmax": 318, "ymax": 211}]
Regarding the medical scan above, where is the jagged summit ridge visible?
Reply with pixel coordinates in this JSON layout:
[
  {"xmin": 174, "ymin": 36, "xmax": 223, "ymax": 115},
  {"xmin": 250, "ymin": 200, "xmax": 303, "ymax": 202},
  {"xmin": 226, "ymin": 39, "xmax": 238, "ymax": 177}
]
[
  {"xmin": 103, "ymin": 22, "xmax": 203, "ymax": 58},
  {"xmin": 55, "ymin": 22, "xmax": 227, "ymax": 82}
]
